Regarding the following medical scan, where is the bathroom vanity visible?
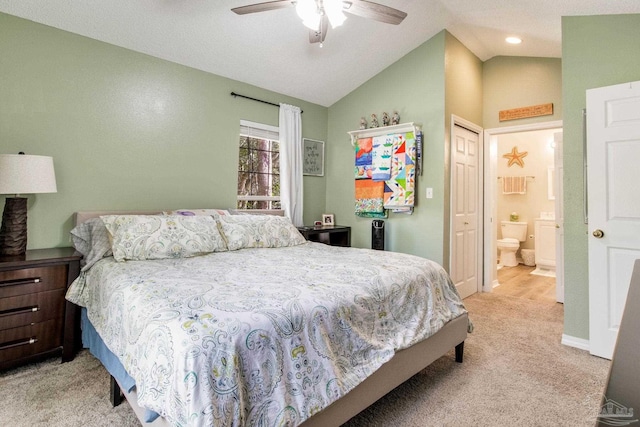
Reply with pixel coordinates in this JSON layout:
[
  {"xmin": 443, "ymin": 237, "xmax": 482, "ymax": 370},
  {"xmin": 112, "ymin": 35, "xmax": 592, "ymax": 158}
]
[{"xmin": 534, "ymin": 219, "xmax": 556, "ymax": 274}]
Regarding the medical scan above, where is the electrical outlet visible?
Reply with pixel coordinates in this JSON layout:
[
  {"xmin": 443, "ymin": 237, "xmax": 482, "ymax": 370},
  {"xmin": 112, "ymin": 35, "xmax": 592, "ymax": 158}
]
[{"xmin": 426, "ymin": 187, "xmax": 433, "ymax": 198}]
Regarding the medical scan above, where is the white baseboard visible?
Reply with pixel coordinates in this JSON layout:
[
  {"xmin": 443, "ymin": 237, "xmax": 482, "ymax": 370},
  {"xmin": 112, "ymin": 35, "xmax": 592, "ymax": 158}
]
[
  {"xmin": 561, "ymin": 334, "xmax": 590, "ymax": 351},
  {"xmin": 531, "ymin": 267, "xmax": 556, "ymax": 278},
  {"xmin": 483, "ymin": 279, "xmax": 500, "ymax": 292}
]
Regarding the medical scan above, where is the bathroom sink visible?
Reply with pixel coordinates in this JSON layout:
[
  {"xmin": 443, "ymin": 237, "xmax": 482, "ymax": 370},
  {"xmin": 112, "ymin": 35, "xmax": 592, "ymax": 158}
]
[{"xmin": 538, "ymin": 211, "xmax": 555, "ymax": 220}]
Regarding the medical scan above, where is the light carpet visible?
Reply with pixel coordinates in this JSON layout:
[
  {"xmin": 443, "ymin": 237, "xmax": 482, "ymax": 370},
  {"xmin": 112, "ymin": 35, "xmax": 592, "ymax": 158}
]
[{"xmin": 0, "ymin": 292, "xmax": 610, "ymax": 426}]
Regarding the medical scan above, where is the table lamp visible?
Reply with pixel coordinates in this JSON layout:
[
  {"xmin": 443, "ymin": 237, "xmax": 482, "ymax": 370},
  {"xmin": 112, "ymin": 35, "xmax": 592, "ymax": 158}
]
[{"xmin": 0, "ymin": 153, "xmax": 57, "ymax": 256}]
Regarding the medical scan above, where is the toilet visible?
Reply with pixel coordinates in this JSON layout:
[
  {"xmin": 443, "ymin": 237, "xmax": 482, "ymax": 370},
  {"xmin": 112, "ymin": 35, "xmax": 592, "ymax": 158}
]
[{"xmin": 497, "ymin": 221, "xmax": 528, "ymax": 267}]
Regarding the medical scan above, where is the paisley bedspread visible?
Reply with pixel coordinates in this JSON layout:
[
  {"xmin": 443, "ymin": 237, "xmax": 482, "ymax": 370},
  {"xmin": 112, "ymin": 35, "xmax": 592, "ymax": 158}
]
[{"xmin": 67, "ymin": 242, "xmax": 466, "ymax": 426}]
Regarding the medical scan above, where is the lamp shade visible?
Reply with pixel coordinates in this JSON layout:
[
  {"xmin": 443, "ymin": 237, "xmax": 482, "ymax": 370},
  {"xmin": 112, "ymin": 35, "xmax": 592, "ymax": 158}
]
[{"xmin": 0, "ymin": 154, "xmax": 57, "ymax": 195}]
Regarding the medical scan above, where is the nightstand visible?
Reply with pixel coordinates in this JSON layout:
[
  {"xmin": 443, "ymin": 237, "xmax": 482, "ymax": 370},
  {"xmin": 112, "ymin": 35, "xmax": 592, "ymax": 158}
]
[
  {"xmin": 297, "ymin": 225, "xmax": 351, "ymax": 247},
  {"xmin": 0, "ymin": 247, "xmax": 81, "ymax": 370}
]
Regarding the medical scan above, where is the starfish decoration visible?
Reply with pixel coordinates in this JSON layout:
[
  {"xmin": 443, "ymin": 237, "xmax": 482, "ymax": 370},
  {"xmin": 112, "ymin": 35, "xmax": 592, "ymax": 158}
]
[{"xmin": 502, "ymin": 146, "xmax": 528, "ymax": 167}]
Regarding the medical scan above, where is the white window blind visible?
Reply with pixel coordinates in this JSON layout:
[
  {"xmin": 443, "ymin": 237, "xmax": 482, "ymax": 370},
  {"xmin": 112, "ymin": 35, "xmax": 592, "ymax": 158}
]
[{"xmin": 239, "ymin": 120, "xmax": 279, "ymax": 140}]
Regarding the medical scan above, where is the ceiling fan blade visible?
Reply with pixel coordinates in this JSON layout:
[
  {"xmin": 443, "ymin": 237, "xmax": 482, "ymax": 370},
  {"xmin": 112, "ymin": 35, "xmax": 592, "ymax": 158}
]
[
  {"xmin": 309, "ymin": 15, "xmax": 329, "ymax": 44},
  {"xmin": 344, "ymin": 0, "xmax": 407, "ymax": 25},
  {"xmin": 231, "ymin": 1, "xmax": 294, "ymax": 15}
]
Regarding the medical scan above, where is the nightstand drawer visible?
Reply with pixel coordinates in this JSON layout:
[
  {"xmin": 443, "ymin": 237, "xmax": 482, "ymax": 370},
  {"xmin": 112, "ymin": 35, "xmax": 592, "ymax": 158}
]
[
  {"xmin": 0, "ymin": 289, "xmax": 66, "ymax": 331},
  {"xmin": 0, "ymin": 318, "xmax": 63, "ymax": 366},
  {"xmin": 0, "ymin": 265, "xmax": 67, "ymax": 298},
  {"xmin": 0, "ymin": 248, "xmax": 81, "ymax": 369}
]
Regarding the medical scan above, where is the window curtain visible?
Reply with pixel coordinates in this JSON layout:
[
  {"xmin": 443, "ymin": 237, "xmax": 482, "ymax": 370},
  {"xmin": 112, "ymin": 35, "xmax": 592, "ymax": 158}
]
[{"xmin": 279, "ymin": 103, "xmax": 303, "ymax": 226}]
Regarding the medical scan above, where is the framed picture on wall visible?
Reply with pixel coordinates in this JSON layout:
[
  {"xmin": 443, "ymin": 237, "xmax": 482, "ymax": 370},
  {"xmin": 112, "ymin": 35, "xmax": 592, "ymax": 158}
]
[{"xmin": 303, "ymin": 138, "xmax": 325, "ymax": 176}]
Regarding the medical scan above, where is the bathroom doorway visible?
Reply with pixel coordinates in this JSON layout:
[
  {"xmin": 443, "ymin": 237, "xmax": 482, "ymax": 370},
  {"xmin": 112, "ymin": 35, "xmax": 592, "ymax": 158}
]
[
  {"xmin": 493, "ymin": 264, "xmax": 556, "ymax": 302},
  {"xmin": 483, "ymin": 121, "xmax": 563, "ymax": 301}
]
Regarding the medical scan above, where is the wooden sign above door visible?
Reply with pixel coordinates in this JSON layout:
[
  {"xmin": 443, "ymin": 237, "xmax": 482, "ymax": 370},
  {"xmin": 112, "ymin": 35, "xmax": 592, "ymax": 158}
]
[{"xmin": 499, "ymin": 103, "xmax": 553, "ymax": 121}]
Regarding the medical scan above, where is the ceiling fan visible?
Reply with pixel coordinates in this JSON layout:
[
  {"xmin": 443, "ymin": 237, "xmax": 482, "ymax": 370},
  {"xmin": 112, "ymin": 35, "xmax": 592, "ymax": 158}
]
[{"xmin": 232, "ymin": 1, "xmax": 407, "ymax": 46}]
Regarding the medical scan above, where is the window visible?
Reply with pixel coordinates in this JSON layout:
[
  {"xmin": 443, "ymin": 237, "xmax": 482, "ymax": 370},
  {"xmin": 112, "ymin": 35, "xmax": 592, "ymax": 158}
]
[{"xmin": 237, "ymin": 120, "xmax": 280, "ymax": 210}]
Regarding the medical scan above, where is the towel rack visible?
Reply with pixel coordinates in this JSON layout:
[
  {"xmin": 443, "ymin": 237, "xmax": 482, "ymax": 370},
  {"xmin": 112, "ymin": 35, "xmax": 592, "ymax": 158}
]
[
  {"xmin": 497, "ymin": 175, "xmax": 535, "ymax": 179},
  {"xmin": 348, "ymin": 122, "xmax": 421, "ymax": 146}
]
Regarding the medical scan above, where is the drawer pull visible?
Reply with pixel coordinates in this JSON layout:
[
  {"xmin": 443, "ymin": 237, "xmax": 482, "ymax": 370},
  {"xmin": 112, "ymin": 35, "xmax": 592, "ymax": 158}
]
[
  {"xmin": 0, "ymin": 305, "xmax": 40, "ymax": 317},
  {"xmin": 0, "ymin": 337, "xmax": 38, "ymax": 351},
  {"xmin": 0, "ymin": 277, "xmax": 42, "ymax": 288}
]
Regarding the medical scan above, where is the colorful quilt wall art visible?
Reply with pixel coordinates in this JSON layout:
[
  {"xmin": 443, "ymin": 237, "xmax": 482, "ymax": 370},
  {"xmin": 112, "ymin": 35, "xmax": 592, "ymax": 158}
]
[{"xmin": 354, "ymin": 132, "xmax": 417, "ymax": 217}]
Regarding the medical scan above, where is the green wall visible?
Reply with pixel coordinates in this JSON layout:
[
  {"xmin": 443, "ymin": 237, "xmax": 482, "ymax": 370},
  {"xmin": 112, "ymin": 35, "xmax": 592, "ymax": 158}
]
[
  {"xmin": 326, "ymin": 32, "xmax": 445, "ymax": 261},
  {"xmin": 483, "ymin": 56, "xmax": 562, "ymax": 129},
  {"xmin": 326, "ymin": 31, "xmax": 482, "ymax": 266},
  {"xmin": 0, "ymin": 13, "xmax": 328, "ymax": 249},
  {"xmin": 443, "ymin": 32, "xmax": 483, "ymax": 268},
  {"xmin": 561, "ymin": 14, "xmax": 640, "ymax": 340},
  {"xmin": 445, "ymin": 32, "xmax": 484, "ymax": 127}
]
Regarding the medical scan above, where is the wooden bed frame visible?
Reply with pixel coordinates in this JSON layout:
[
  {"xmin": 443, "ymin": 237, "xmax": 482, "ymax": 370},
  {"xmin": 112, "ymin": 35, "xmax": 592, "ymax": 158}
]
[{"xmin": 73, "ymin": 210, "xmax": 468, "ymax": 426}]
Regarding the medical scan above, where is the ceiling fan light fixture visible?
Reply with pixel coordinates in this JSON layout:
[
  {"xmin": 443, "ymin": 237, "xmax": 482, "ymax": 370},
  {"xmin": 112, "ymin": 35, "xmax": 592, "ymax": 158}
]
[
  {"xmin": 233, "ymin": 0, "xmax": 407, "ymax": 45},
  {"xmin": 302, "ymin": 16, "xmax": 321, "ymax": 30},
  {"xmin": 324, "ymin": 0, "xmax": 346, "ymax": 28},
  {"xmin": 296, "ymin": 0, "xmax": 320, "ymax": 29}
]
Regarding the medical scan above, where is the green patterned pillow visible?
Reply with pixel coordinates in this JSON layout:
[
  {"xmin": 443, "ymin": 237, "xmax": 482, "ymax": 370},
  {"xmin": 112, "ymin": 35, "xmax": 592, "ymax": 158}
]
[
  {"xmin": 217, "ymin": 214, "xmax": 306, "ymax": 251},
  {"xmin": 101, "ymin": 215, "xmax": 227, "ymax": 261}
]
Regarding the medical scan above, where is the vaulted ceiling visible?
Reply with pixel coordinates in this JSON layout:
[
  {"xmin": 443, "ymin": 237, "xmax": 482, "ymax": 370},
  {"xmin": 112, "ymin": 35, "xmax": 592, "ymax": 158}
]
[{"xmin": 1, "ymin": 1, "xmax": 639, "ymax": 106}]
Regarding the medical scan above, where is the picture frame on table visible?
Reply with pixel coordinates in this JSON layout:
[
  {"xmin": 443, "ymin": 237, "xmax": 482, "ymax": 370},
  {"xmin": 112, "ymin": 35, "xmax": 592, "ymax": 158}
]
[
  {"xmin": 322, "ymin": 214, "xmax": 335, "ymax": 226},
  {"xmin": 303, "ymin": 138, "xmax": 325, "ymax": 176}
]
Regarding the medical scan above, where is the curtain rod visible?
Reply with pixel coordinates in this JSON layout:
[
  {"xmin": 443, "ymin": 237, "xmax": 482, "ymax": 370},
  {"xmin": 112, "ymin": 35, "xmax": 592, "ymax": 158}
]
[{"xmin": 230, "ymin": 92, "xmax": 303, "ymax": 113}]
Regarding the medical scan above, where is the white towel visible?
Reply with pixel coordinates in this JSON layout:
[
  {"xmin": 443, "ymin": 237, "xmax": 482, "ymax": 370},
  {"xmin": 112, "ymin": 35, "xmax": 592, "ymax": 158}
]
[{"xmin": 502, "ymin": 176, "xmax": 527, "ymax": 194}]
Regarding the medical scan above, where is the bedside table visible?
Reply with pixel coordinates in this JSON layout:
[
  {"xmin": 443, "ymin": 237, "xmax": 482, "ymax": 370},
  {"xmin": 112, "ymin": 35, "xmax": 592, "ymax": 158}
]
[
  {"xmin": 297, "ymin": 225, "xmax": 351, "ymax": 247},
  {"xmin": 0, "ymin": 247, "xmax": 81, "ymax": 370}
]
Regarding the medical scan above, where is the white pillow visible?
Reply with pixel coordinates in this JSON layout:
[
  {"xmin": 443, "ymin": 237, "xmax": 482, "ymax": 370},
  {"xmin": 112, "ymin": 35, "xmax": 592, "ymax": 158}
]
[
  {"xmin": 217, "ymin": 214, "xmax": 306, "ymax": 251},
  {"xmin": 101, "ymin": 215, "xmax": 227, "ymax": 261}
]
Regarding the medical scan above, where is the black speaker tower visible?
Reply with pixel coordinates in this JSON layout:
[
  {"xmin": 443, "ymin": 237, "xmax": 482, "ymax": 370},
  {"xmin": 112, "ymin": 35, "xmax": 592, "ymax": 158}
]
[{"xmin": 372, "ymin": 220, "xmax": 385, "ymax": 250}]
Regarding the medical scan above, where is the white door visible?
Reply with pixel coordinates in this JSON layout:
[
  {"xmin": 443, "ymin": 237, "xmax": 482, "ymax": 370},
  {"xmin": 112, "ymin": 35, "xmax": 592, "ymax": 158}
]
[
  {"xmin": 451, "ymin": 124, "xmax": 479, "ymax": 299},
  {"xmin": 554, "ymin": 132, "xmax": 564, "ymax": 303},
  {"xmin": 587, "ymin": 80, "xmax": 640, "ymax": 360}
]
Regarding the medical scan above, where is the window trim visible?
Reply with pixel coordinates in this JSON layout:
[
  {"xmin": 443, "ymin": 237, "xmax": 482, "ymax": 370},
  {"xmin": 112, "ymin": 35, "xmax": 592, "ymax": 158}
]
[{"xmin": 237, "ymin": 195, "xmax": 280, "ymax": 202}]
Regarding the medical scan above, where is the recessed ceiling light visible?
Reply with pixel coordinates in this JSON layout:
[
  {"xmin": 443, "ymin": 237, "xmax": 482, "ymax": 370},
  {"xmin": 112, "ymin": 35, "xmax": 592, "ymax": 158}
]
[{"xmin": 506, "ymin": 37, "xmax": 522, "ymax": 44}]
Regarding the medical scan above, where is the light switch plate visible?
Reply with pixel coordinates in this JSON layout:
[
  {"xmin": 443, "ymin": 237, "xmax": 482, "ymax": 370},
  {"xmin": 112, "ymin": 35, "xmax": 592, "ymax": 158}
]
[{"xmin": 426, "ymin": 187, "xmax": 433, "ymax": 198}]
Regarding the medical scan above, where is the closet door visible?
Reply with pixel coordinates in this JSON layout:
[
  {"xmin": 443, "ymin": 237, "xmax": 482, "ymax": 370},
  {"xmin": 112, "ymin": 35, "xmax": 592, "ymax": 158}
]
[{"xmin": 451, "ymin": 124, "xmax": 480, "ymax": 299}]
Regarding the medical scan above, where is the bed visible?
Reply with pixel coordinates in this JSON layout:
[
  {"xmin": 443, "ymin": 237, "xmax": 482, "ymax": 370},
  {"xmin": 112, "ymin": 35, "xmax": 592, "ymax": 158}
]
[{"xmin": 66, "ymin": 210, "xmax": 469, "ymax": 427}]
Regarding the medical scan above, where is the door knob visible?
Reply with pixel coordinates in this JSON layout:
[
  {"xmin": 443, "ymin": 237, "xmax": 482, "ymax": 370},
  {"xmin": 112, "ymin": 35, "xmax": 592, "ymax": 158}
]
[
  {"xmin": 592, "ymin": 229, "xmax": 604, "ymax": 238},
  {"xmin": 555, "ymin": 223, "xmax": 560, "ymax": 229}
]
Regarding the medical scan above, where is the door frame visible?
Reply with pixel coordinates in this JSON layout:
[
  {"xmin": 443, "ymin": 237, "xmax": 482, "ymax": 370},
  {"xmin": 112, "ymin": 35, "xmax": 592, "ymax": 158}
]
[
  {"xmin": 554, "ymin": 131, "xmax": 564, "ymax": 303},
  {"xmin": 483, "ymin": 120, "xmax": 563, "ymax": 292},
  {"xmin": 449, "ymin": 115, "xmax": 484, "ymax": 296}
]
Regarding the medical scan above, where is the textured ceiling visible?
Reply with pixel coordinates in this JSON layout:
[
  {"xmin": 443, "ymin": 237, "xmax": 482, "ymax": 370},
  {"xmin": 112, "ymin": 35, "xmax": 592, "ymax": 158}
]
[{"xmin": 1, "ymin": 0, "xmax": 640, "ymax": 106}]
